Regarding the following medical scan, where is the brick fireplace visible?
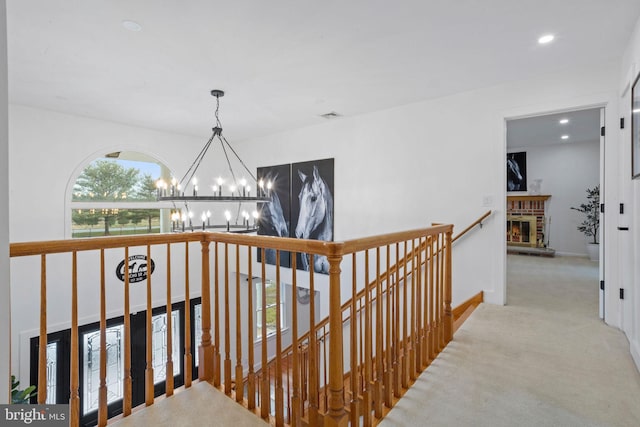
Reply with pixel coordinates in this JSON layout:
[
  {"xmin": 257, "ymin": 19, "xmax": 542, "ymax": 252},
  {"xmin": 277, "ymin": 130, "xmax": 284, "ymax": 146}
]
[{"xmin": 507, "ymin": 195, "xmax": 550, "ymax": 249}]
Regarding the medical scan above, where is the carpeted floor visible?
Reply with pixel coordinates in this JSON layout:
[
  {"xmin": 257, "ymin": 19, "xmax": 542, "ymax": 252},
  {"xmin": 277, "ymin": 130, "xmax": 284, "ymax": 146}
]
[{"xmin": 380, "ymin": 254, "xmax": 640, "ymax": 427}]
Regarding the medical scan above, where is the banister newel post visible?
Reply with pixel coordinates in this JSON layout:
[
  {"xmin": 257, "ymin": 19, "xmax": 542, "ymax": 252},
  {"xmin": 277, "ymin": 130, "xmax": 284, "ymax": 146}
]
[
  {"xmin": 199, "ymin": 239, "xmax": 214, "ymax": 382},
  {"xmin": 325, "ymin": 252, "xmax": 348, "ymax": 427}
]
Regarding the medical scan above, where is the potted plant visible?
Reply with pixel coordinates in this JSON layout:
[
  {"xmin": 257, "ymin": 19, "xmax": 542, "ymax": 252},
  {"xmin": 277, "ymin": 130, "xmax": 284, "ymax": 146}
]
[
  {"xmin": 11, "ymin": 375, "xmax": 36, "ymax": 404},
  {"xmin": 570, "ymin": 185, "xmax": 600, "ymax": 261}
]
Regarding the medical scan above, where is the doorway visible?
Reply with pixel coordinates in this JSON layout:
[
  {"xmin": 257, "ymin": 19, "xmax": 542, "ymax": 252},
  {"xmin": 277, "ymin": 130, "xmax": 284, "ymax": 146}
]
[
  {"xmin": 505, "ymin": 107, "xmax": 603, "ymax": 317},
  {"xmin": 30, "ymin": 298, "xmax": 203, "ymax": 427}
]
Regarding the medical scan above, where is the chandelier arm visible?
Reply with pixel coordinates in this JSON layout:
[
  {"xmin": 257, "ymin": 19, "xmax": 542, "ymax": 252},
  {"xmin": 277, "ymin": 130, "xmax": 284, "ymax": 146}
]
[
  {"xmin": 221, "ymin": 135, "xmax": 258, "ymax": 182},
  {"xmin": 178, "ymin": 132, "xmax": 216, "ymax": 187},
  {"xmin": 218, "ymin": 134, "xmax": 238, "ymax": 188}
]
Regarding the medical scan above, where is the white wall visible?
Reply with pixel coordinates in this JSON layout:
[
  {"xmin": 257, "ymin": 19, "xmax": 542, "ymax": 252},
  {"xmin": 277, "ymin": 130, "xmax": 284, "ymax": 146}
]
[
  {"xmin": 7, "ymin": 61, "xmax": 627, "ymax": 381},
  {"xmin": 237, "ymin": 62, "xmax": 620, "ymax": 311},
  {"xmin": 0, "ymin": 0, "xmax": 9, "ymax": 404},
  {"xmin": 619, "ymin": 13, "xmax": 640, "ymax": 372},
  {"xmin": 508, "ymin": 141, "xmax": 601, "ymax": 256}
]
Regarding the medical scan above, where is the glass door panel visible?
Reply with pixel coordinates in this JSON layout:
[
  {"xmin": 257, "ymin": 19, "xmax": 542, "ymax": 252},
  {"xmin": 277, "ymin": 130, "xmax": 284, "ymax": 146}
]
[
  {"xmin": 81, "ymin": 325, "xmax": 124, "ymax": 415},
  {"xmin": 151, "ymin": 310, "xmax": 181, "ymax": 384}
]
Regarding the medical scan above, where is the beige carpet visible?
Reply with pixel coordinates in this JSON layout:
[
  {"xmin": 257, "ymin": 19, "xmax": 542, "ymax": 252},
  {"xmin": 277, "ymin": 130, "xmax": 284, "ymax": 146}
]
[
  {"xmin": 380, "ymin": 255, "xmax": 640, "ymax": 427},
  {"xmin": 109, "ymin": 381, "xmax": 269, "ymax": 427}
]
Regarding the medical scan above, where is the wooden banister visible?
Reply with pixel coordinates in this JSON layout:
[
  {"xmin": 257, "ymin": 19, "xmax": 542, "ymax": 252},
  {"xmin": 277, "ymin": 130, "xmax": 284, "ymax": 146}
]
[{"xmin": 10, "ymin": 220, "xmax": 469, "ymax": 427}]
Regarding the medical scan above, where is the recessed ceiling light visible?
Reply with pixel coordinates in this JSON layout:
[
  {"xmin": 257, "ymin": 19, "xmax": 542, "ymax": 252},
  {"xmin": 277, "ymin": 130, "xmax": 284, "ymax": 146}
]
[
  {"xmin": 561, "ymin": 135, "xmax": 569, "ymax": 140},
  {"xmin": 538, "ymin": 34, "xmax": 555, "ymax": 44},
  {"xmin": 559, "ymin": 118, "xmax": 569, "ymax": 124},
  {"xmin": 320, "ymin": 111, "xmax": 341, "ymax": 119},
  {"xmin": 122, "ymin": 20, "xmax": 142, "ymax": 32}
]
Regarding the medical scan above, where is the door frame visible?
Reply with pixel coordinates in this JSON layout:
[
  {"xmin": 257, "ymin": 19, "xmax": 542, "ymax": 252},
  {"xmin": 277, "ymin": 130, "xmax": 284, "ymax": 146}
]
[{"xmin": 502, "ymin": 102, "xmax": 607, "ymax": 318}]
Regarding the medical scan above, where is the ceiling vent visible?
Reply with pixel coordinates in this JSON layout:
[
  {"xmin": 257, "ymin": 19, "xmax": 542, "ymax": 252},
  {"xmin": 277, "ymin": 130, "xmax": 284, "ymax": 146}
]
[{"xmin": 320, "ymin": 111, "xmax": 341, "ymax": 119}]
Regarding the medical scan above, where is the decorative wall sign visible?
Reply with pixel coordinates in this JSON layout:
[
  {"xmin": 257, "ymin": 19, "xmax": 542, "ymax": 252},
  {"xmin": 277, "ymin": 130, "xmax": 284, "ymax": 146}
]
[
  {"xmin": 507, "ymin": 152, "xmax": 527, "ymax": 192},
  {"xmin": 256, "ymin": 158, "xmax": 334, "ymax": 274},
  {"xmin": 116, "ymin": 255, "xmax": 155, "ymax": 283}
]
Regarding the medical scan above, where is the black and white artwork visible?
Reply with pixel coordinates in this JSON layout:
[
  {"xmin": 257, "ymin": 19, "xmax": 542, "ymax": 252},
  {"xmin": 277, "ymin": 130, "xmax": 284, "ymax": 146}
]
[
  {"xmin": 507, "ymin": 152, "xmax": 527, "ymax": 192},
  {"xmin": 292, "ymin": 158, "xmax": 334, "ymax": 274},
  {"xmin": 256, "ymin": 158, "xmax": 334, "ymax": 274},
  {"xmin": 257, "ymin": 163, "xmax": 291, "ymax": 267}
]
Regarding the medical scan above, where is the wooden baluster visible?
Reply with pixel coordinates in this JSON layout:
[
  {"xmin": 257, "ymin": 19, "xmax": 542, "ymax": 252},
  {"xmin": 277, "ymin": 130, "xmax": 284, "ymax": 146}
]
[
  {"xmin": 434, "ymin": 235, "xmax": 440, "ymax": 352},
  {"xmin": 198, "ymin": 240, "xmax": 213, "ymax": 383},
  {"xmin": 363, "ymin": 250, "xmax": 372, "ymax": 426},
  {"xmin": 373, "ymin": 247, "xmax": 383, "ymax": 418},
  {"xmin": 308, "ymin": 255, "xmax": 320, "ymax": 426},
  {"xmin": 70, "ymin": 252, "xmax": 80, "ymax": 427},
  {"xmin": 384, "ymin": 245, "xmax": 393, "ymax": 407},
  {"xmin": 166, "ymin": 244, "xmax": 174, "ymax": 396},
  {"xmin": 359, "ymin": 289, "xmax": 364, "ymax": 398},
  {"xmin": 349, "ymin": 253, "xmax": 359, "ymax": 426},
  {"xmin": 401, "ymin": 241, "xmax": 409, "ymax": 389},
  {"xmin": 99, "ymin": 249, "xmax": 108, "ymax": 425},
  {"xmin": 430, "ymin": 237, "xmax": 436, "ymax": 362},
  {"xmin": 393, "ymin": 242, "xmax": 401, "ymax": 398},
  {"xmin": 235, "ymin": 245, "xmax": 244, "ymax": 403},
  {"xmin": 213, "ymin": 241, "xmax": 221, "ymax": 386},
  {"xmin": 409, "ymin": 240, "xmax": 417, "ymax": 382},
  {"xmin": 145, "ymin": 245, "xmax": 154, "ymax": 405},
  {"xmin": 290, "ymin": 256, "xmax": 301, "ymax": 427},
  {"xmin": 323, "ymin": 329, "xmax": 329, "ymax": 412},
  {"xmin": 260, "ymin": 249, "xmax": 270, "ymax": 420},
  {"xmin": 247, "ymin": 246, "xmax": 256, "ymax": 410},
  {"xmin": 444, "ymin": 230, "xmax": 453, "ymax": 344},
  {"xmin": 415, "ymin": 238, "xmax": 422, "ymax": 374},
  {"xmin": 275, "ymin": 251, "xmax": 284, "ymax": 426},
  {"xmin": 123, "ymin": 247, "xmax": 132, "ymax": 415},
  {"xmin": 439, "ymin": 233, "xmax": 446, "ymax": 350},
  {"xmin": 38, "ymin": 254, "xmax": 47, "ymax": 405},
  {"xmin": 325, "ymin": 252, "xmax": 347, "ymax": 427},
  {"xmin": 224, "ymin": 243, "xmax": 232, "ymax": 395},
  {"xmin": 184, "ymin": 243, "xmax": 192, "ymax": 388},
  {"xmin": 421, "ymin": 237, "xmax": 429, "ymax": 368}
]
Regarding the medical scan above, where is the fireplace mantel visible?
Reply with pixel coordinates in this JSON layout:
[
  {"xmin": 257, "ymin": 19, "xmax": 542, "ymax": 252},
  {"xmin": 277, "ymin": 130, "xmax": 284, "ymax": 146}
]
[{"xmin": 507, "ymin": 194, "xmax": 551, "ymax": 202}]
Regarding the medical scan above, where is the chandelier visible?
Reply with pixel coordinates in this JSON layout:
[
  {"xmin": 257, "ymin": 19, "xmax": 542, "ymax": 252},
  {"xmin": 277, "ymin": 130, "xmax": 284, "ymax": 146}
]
[{"xmin": 156, "ymin": 90, "xmax": 270, "ymax": 232}]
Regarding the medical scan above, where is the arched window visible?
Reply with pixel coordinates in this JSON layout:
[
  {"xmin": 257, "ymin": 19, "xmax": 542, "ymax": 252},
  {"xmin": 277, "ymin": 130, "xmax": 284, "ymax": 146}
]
[{"xmin": 70, "ymin": 151, "xmax": 170, "ymax": 237}]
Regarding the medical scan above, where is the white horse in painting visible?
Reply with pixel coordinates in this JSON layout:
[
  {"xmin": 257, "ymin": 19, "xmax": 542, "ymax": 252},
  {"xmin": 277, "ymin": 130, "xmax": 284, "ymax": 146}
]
[
  {"xmin": 507, "ymin": 156, "xmax": 524, "ymax": 191},
  {"xmin": 295, "ymin": 166, "xmax": 333, "ymax": 274}
]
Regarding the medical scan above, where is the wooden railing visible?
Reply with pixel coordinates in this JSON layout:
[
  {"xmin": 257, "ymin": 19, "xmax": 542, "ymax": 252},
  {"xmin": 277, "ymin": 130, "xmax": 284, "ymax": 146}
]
[
  {"xmin": 9, "ymin": 224, "xmax": 454, "ymax": 426},
  {"xmin": 256, "ymin": 211, "xmax": 491, "ymax": 423}
]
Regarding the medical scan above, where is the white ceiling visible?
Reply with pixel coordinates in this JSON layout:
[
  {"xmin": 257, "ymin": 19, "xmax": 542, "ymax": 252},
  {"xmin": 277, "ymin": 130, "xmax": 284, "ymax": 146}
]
[
  {"xmin": 507, "ymin": 108, "xmax": 602, "ymax": 149},
  {"xmin": 6, "ymin": 1, "xmax": 640, "ymax": 141}
]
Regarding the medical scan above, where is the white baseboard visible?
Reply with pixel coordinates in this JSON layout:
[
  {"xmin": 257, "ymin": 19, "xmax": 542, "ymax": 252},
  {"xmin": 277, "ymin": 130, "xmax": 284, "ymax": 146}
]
[
  {"xmin": 481, "ymin": 289, "xmax": 504, "ymax": 306},
  {"xmin": 632, "ymin": 338, "xmax": 640, "ymax": 373},
  {"xmin": 555, "ymin": 251, "xmax": 588, "ymax": 258}
]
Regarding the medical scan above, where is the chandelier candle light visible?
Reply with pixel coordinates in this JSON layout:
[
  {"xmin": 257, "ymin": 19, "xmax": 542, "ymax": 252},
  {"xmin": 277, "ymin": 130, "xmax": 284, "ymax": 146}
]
[{"xmin": 156, "ymin": 90, "xmax": 270, "ymax": 232}]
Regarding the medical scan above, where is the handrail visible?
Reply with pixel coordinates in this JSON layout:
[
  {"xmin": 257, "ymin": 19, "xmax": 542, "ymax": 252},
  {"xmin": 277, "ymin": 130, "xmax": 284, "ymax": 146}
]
[
  {"xmin": 452, "ymin": 210, "xmax": 492, "ymax": 244},
  {"xmin": 260, "ymin": 211, "xmax": 491, "ymax": 377}
]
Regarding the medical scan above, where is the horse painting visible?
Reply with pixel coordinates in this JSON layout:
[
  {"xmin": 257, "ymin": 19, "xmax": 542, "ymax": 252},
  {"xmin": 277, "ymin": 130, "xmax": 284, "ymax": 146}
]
[
  {"xmin": 507, "ymin": 152, "xmax": 526, "ymax": 191},
  {"xmin": 294, "ymin": 165, "xmax": 334, "ymax": 274},
  {"xmin": 257, "ymin": 166, "xmax": 291, "ymax": 267}
]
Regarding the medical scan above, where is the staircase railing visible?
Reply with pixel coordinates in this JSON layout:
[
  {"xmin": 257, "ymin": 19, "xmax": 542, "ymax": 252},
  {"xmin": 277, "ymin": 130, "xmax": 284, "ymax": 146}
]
[
  {"xmin": 255, "ymin": 211, "xmax": 491, "ymax": 423},
  {"xmin": 10, "ymin": 224, "xmax": 454, "ymax": 427}
]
